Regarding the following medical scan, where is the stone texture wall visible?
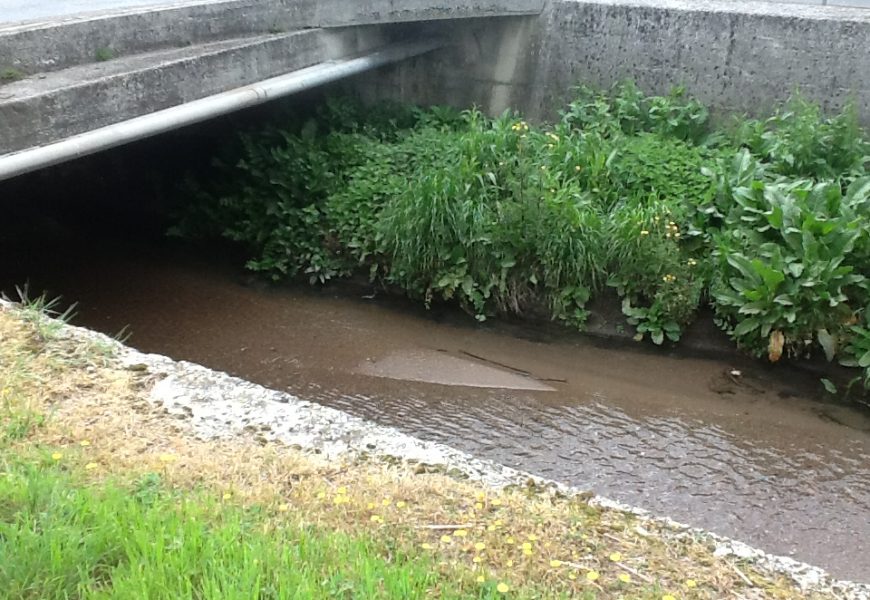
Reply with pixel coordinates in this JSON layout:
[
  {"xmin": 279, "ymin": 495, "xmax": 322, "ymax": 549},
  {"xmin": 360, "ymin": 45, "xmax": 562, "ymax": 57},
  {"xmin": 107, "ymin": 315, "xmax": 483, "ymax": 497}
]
[{"xmin": 355, "ymin": 0, "xmax": 870, "ymax": 124}]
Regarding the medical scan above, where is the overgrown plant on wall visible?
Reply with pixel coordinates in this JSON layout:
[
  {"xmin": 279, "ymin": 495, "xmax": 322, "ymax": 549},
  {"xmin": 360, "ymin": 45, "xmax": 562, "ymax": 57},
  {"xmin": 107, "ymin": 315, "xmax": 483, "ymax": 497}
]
[{"xmin": 171, "ymin": 85, "xmax": 870, "ymax": 392}]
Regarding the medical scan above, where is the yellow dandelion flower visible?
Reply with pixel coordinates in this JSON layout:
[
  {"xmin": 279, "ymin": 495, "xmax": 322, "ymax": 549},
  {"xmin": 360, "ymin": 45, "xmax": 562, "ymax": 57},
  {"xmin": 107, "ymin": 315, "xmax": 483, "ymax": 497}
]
[
  {"xmin": 521, "ymin": 542, "xmax": 532, "ymax": 551},
  {"xmin": 473, "ymin": 556, "xmax": 482, "ymax": 564},
  {"xmin": 497, "ymin": 582, "xmax": 510, "ymax": 593},
  {"xmin": 79, "ymin": 440, "xmax": 91, "ymax": 447},
  {"xmin": 454, "ymin": 529, "xmax": 468, "ymax": 538},
  {"xmin": 381, "ymin": 498, "xmax": 392, "ymax": 507},
  {"xmin": 586, "ymin": 570, "xmax": 600, "ymax": 582},
  {"xmin": 367, "ymin": 502, "xmax": 376, "ymax": 510},
  {"xmin": 278, "ymin": 503, "xmax": 289, "ymax": 512},
  {"xmin": 609, "ymin": 552, "xmax": 622, "ymax": 562},
  {"xmin": 487, "ymin": 525, "xmax": 496, "ymax": 532},
  {"xmin": 506, "ymin": 537, "xmax": 515, "ymax": 544},
  {"xmin": 316, "ymin": 491, "xmax": 326, "ymax": 499},
  {"xmin": 85, "ymin": 462, "xmax": 98, "ymax": 470},
  {"xmin": 51, "ymin": 452, "xmax": 63, "ymax": 461},
  {"xmin": 493, "ymin": 519, "xmax": 503, "ymax": 526},
  {"xmin": 491, "ymin": 499, "xmax": 503, "ymax": 507},
  {"xmin": 370, "ymin": 515, "xmax": 383, "ymax": 523},
  {"xmin": 222, "ymin": 493, "xmax": 232, "ymax": 500},
  {"xmin": 662, "ymin": 595, "xmax": 676, "ymax": 600},
  {"xmin": 440, "ymin": 535, "xmax": 452, "ymax": 543},
  {"xmin": 527, "ymin": 534, "xmax": 538, "ymax": 541},
  {"xmin": 549, "ymin": 560, "xmax": 562, "ymax": 568},
  {"xmin": 396, "ymin": 501, "xmax": 407, "ymax": 509},
  {"xmin": 477, "ymin": 575, "xmax": 486, "ymax": 583},
  {"xmin": 475, "ymin": 542, "xmax": 486, "ymax": 551},
  {"xmin": 475, "ymin": 492, "xmax": 486, "ymax": 500},
  {"xmin": 422, "ymin": 543, "xmax": 433, "ymax": 550},
  {"xmin": 685, "ymin": 579, "xmax": 697, "ymax": 588},
  {"xmin": 474, "ymin": 502, "xmax": 484, "ymax": 510},
  {"xmin": 336, "ymin": 486, "xmax": 347, "ymax": 494},
  {"xmin": 568, "ymin": 573, "xmax": 577, "ymax": 581},
  {"xmin": 505, "ymin": 559, "xmax": 514, "ymax": 567},
  {"xmin": 618, "ymin": 573, "xmax": 631, "ymax": 583},
  {"xmin": 522, "ymin": 548, "xmax": 533, "ymax": 556}
]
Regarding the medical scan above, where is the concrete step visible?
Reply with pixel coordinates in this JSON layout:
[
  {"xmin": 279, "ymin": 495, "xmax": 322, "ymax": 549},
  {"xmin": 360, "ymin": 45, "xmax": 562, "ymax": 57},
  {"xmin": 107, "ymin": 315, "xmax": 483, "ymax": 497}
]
[
  {"xmin": 0, "ymin": 30, "xmax": 333, "ymax": 155},
  {"xmin": 0, "ymin": 0, "xmax": 316, "ymax": 76}
]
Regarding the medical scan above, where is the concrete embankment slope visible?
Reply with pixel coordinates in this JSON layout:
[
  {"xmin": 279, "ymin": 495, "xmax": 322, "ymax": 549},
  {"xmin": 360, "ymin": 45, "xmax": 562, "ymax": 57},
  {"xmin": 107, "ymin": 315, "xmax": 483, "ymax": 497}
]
[{"xmin": 360, "ymin": 0, "xmax": 870, "ymax": 124}]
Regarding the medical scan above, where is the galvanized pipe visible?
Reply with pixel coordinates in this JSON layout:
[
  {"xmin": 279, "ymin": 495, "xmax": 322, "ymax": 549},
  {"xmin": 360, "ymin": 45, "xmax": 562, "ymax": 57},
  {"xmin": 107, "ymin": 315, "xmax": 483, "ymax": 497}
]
[{"xmin": 0, "ymin": 39, "xmax": 441, "ymax": 182}]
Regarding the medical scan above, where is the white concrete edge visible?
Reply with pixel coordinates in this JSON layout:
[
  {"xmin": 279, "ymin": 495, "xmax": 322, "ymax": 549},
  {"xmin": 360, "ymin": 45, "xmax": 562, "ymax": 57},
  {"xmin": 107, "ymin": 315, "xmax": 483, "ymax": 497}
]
[{"xmin": 1, "ymin": 298, "xmax": 867, "ymax": 599}]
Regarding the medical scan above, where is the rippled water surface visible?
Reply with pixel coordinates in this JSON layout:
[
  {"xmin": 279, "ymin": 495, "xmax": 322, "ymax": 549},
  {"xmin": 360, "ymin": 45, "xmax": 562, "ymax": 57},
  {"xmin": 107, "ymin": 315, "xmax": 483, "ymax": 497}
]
[{"xmin": 3, "ymin": 237, "xmax": 869, "ymax": 582}]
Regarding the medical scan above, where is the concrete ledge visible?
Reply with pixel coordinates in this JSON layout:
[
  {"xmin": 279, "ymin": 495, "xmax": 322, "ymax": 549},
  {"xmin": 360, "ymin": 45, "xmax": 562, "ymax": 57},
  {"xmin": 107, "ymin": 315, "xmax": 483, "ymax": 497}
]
[
  {"xmin": 0, "ymin": 0, "xmax": 317, "ymax": 75},
  {"xmin": 0, "ymin": 30, "xmax": 334, "ymax": 154},
  {"xmin": 314, "ymin": 0, "xmax": 545, "ymax": 26}
]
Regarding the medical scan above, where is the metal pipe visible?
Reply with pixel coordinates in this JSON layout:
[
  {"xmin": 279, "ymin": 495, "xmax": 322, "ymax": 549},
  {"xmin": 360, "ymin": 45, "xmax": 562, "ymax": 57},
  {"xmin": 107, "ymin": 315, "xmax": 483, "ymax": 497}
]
[{"xmin": 0, "ymin": 38, "xmax": 441, "ymax": 182}]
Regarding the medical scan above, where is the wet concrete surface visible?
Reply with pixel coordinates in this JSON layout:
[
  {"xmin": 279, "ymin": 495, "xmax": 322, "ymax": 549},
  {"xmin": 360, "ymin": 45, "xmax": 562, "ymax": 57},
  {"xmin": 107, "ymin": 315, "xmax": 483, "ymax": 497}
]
[{"xmin": 2, "ymin": 232, "xmax": 870, "ymax": 582}]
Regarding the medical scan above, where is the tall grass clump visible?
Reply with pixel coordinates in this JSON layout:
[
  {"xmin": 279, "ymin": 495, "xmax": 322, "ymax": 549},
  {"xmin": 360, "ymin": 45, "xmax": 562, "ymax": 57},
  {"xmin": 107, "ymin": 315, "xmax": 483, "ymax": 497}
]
[{"xmin": 377, "ymin": 111, "xmax": 606, "ymax": 324}]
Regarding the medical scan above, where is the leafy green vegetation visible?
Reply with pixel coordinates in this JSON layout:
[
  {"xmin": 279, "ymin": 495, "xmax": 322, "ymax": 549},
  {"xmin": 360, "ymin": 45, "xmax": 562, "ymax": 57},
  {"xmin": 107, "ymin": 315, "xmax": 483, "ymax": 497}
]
[{"xmin": 171, "ymin": 84, "xmax": 870, "ymax": 390}]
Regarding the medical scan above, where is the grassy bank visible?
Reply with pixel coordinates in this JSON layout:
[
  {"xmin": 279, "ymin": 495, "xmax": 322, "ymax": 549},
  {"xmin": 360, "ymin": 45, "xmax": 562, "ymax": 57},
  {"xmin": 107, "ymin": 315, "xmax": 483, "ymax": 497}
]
[
  {"xmin": 0, "ymin": 304, "xmax": 846, "ymax": 598},
  {"xmin": 171, "ymin": 86, "xmax": 870, "ymax": 396}
]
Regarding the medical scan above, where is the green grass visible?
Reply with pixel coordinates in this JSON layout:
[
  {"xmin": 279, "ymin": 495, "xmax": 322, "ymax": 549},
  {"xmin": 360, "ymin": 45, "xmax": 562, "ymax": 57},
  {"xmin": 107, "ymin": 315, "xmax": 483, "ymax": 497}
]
[
  {"xmin": 94, "ymin": 47, "xmax": 114, "ymax": 62},
  {"xmin": 0, "ymin": 453, "xmax": 511, "ymax": 599},
  {"xmin": 0, "ymin": 67, "xmax": 24, "ymax": 83}
]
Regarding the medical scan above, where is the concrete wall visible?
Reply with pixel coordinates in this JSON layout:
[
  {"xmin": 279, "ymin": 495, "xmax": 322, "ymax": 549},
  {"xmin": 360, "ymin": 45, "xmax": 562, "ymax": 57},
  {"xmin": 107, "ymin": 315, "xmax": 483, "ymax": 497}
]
[{"xmin": 357, "ymin": 0, "xmax": 870, "ymax": 124}]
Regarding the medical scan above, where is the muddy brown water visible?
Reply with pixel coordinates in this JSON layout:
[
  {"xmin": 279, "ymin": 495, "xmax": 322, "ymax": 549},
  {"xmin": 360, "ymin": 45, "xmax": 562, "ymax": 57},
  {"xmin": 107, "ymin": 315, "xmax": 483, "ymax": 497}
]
[{"xmin": 3, "ymin": 235, "xmax": 870, "ymax": 583}]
